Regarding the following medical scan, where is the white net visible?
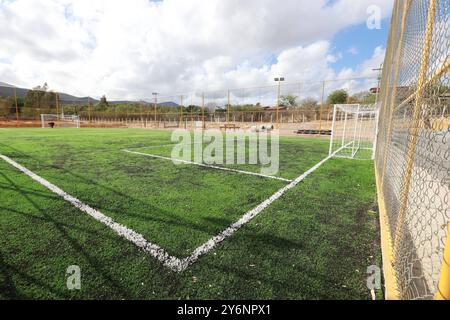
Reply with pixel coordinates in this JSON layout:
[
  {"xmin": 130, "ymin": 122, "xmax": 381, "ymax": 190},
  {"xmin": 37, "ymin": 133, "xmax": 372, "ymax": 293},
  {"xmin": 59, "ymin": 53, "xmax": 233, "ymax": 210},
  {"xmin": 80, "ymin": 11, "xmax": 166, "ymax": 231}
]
[
  {"xmin": 329, "ymin": 104, "xmax": 379, "ymax": 160},
  {"xmin": 41, "ymin": 114, "xmax": 80, "ymax": 128}
]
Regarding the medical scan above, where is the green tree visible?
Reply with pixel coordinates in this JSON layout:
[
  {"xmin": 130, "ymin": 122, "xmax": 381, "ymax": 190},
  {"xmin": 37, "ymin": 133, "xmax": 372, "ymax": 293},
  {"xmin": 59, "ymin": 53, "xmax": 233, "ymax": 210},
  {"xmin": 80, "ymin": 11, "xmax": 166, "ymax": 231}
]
[
  {"xmin": 24, "ymin": 83, "xmax": 56, "ymax": 109},
  {"xmin": 96, "ymin": 95, "xmax": 109, "ymax": 111},
  {"xmin": 327, "ymin": 89, "xmax": 349, "ymax": 105},
  {"xmin": 300, "ymin": 98, "xmax": 318, "ymax": 109},
  {"xmin": 186, "ymin": 105, "xmax": 201, "ymax": 113},
  {"xmin": 279, "ymin": 95, "xmax": 298, "ymax": 108},
  {"xmin": 348, "ymin": 91, "xmax": 376, "ymax": 104}
]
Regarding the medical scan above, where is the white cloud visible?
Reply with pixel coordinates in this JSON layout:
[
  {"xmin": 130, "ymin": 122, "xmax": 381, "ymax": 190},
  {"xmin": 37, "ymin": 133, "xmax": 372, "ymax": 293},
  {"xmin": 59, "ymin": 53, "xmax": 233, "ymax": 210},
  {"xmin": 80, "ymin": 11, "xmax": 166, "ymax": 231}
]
[
  {"xmin": 332, "ymin": 46, "xmax": 385, "ymax": 95},
  {"xmin": 347, "ymin": 46, "xmax": 359, "ymax": 55},
  {"xmin": 0, "ymin": 0, "xmax": 392, "ymax": 100}
]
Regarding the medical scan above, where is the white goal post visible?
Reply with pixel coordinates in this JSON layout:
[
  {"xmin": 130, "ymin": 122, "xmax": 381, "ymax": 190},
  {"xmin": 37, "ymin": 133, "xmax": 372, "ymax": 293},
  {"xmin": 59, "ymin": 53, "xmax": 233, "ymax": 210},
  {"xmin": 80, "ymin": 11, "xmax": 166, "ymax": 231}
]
[
  {"xmin": 328, "ymin": 104, "xmax": 379, "ymax": 160},
  {"xmin": 41, "ymin": 114, "xmax": 81, "ymax": 128}
]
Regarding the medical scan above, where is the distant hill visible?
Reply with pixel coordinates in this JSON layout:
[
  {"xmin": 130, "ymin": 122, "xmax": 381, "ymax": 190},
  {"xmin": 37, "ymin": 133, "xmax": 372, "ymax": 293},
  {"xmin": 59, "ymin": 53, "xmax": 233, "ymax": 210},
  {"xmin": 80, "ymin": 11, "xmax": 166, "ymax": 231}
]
[
  {"xmin": 0, "ymin": 82, "xmax": 181, "ymax": 107},
  {"xmin": 158, "ymin": 101, "xmax": 179, "ymax": 107},
  {"xmin": 0, "ymin": 82, "xmax": 98, "ymax": 103},
  {"xmin": 0, "ymin": 82, "xmax": 28, "ymax": 100}
]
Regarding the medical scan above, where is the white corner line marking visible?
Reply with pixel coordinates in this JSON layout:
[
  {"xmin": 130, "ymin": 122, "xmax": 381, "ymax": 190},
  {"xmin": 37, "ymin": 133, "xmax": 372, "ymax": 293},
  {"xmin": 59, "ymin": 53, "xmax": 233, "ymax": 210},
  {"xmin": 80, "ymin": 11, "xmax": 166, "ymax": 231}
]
[
  {"xmin": 178, "ymin": 151, "xmax": 337, "ymax": 270},
  {"xmin": 0, "ymin": 154, "xmax": 184, "ymax": 272},
  {"xmin": 122, "ymin": 149, "xmax": 293, "ymax": 183},
  {"xmin": 1, "ymin": 147, "xmax": 340, "ymax": 272}
]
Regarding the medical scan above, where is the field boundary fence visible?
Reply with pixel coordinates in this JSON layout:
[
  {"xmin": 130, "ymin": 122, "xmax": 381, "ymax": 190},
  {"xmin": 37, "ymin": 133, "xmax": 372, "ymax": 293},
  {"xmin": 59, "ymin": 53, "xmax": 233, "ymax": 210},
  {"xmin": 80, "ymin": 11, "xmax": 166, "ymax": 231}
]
[{"xmin": 375, "ymin": 0, "xmax": 450, "ymax": 300}]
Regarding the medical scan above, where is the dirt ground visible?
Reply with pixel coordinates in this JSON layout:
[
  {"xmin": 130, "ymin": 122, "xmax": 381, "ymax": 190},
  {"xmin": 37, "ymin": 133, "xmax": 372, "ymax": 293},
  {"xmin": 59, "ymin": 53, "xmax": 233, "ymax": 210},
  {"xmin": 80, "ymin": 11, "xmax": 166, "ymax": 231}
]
[{"xmin": 0, "ymin": 119, "xmax": 332, "ymax": 137}]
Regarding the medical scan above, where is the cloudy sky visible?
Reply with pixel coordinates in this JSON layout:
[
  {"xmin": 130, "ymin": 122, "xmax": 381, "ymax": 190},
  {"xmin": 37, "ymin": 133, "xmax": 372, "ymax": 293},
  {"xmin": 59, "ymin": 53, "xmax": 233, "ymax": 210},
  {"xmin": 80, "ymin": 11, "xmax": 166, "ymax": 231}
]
[{"xmin": 0, "ymin": 0, "xmax": 393, "ymax": 100}]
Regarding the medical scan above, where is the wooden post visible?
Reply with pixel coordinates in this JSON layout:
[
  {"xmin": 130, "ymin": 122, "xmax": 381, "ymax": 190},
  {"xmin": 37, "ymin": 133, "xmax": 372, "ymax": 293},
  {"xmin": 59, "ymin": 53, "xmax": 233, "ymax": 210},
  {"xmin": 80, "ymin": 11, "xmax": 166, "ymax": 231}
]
[
  {"xmin": 13, "ymin": 87, "xmax": 19, "ymax": 125},
  {"xmin": 202, "ymin": 93, "xmax": 205, "ymax": 129},
  {"xmin": 179, "ymin": 95, "xmax": 184, "ymax": 128},
  {"xmin": 88, "ymin": 97, "xmax": 92, "ymax": 123},
  {"xmin": 55, "ymin": 92, "xmax": 60, "ymax": 117},
  {"xmin": 140, "ymin": 103, "xmax": 144, "ymax": 128},
  {"xmin": 227, "ymin": 90, "xmax": 231, "ymax": 124},
  {"xmin": 318, "ymin": 81, "xmax": 325, "ymax": 135}
]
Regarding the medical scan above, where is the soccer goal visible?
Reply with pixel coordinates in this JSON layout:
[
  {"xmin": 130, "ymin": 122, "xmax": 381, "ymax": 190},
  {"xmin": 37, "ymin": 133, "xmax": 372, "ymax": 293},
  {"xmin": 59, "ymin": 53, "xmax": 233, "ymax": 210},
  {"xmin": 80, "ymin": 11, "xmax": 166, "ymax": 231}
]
[
  {"xmin": 41, "ymin": 114, "xmax": 81, "ymax": 128},
  {"xmin": 328, "ymin": 104, "xmax": 379, "ymax": 160}
]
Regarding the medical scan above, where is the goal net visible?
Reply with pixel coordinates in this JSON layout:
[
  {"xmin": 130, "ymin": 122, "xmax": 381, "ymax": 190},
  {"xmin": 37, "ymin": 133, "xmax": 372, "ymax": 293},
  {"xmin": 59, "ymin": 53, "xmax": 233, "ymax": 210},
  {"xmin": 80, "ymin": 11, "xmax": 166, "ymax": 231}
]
[
  {"xmin": 41, "ymin": 114, "xmax": 80, "ymax": 128},
  {"xmin": 329, "ymin": 104, "xmax": 379, "ymax": 160}
]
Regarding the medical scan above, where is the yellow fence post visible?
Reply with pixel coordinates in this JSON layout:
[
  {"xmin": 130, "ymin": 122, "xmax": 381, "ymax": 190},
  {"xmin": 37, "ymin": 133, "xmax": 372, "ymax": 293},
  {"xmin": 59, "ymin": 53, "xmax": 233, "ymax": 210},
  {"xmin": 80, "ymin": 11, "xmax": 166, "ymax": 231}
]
[
  {"xmin": 393, "ymin": 0, "xmax": 437, "ymax": 259},
  {"xmin": 436, "ymin": 223, "xmax": 450, "ymax": 300}
]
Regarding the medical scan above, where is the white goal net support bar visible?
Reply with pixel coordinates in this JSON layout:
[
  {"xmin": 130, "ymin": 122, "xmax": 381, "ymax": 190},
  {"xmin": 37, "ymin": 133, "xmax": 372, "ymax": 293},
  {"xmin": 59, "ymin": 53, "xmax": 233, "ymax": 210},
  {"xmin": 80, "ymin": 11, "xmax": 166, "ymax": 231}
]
[
  {"xmin": 41, "ymin": 114, "xmax": 81, "ymax": 128},
  {"xmin": 329, "ymin": 104, "xmax": 379, "ymax": 160}
]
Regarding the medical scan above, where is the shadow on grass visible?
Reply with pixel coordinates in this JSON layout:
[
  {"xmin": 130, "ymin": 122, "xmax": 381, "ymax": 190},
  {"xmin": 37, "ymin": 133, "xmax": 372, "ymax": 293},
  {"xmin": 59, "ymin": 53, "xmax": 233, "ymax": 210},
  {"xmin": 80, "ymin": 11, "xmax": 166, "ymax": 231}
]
[
  {"xmin": 0, "ymin": 143, "xmax": 269, "ymax": 250},
  {"xmin": 0, "ymin": 169, "xmax": 136, "ymax": 299},
  {"xmin": 189, "ymin": 228, "xmax": 366, "ymax": 300}
]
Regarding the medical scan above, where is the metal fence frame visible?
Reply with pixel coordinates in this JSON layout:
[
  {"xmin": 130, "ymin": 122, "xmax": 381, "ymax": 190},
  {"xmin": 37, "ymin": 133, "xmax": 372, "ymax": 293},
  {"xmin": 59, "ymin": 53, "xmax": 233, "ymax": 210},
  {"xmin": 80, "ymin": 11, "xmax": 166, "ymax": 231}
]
[{"xmin": 376, "ymin": 0, "xmax": 450, "ymax": 300}]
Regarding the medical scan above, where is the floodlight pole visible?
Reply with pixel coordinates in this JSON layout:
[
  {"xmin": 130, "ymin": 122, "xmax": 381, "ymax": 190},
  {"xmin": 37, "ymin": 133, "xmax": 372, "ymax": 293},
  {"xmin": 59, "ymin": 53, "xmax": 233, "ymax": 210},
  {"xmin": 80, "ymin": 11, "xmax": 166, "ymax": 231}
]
[{"xmin": 274, "ymin": 77, "xmax": 285, "ymax": 129}]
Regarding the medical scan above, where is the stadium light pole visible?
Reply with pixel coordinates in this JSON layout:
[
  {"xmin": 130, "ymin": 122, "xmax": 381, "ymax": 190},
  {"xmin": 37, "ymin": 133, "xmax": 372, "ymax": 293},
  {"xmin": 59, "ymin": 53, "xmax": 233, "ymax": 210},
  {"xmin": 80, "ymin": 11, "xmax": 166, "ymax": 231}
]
[
  {"xmin": 152, "ymin": 92, "xmax": 158, "ymax": 126},
  {"xmin": 274, "ymin": 77, "xmax": 285, "ymax": 129}
]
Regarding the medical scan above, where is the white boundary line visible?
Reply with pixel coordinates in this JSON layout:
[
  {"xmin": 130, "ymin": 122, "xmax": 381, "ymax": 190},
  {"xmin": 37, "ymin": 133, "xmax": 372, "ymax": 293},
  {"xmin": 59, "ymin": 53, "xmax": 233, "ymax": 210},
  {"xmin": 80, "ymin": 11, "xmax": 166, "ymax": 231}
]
[
  {"xmin": 0, "ymin": 154, "xmax": 185, "ymax": 272},
  {"xmin": 178, "ymin": 151, "xmax": 337, "ymax": 270},
  {"xmin": 0, "ymin": 147, "xmax": 341, "ymax": 272},
  {"xmin": 125, "ymin": 138, "xmax": 250, "ymax": 151},
  {"xmin": 123, "ymin": 149, "xmax": 293, "ymax": 183}
]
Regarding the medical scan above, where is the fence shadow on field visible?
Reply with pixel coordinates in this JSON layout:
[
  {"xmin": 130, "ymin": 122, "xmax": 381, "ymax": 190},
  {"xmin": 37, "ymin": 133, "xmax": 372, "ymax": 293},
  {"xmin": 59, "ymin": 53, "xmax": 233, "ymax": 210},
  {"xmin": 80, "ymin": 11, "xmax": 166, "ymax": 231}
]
[
  {"xmin": 0, "ymin": 251, "xmax": 67, "ymax": 299},
  {"xmin": 0, "ymin": 169, "xmax": 136, "ymax": 299},
  {"xmin": 192, "ymin": 228, "xmax": 366, "ymax": 299},
  {"xmin": 0, "ymin": 142, "xmax": 269, "ymax": 248}
]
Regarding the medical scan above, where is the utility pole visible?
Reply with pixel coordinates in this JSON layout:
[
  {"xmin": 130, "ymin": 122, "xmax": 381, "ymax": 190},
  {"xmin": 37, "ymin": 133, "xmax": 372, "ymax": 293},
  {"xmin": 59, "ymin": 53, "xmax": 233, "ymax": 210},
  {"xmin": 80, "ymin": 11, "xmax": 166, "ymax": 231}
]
[
  {"xmin": 372, "ymin": 64, "xmax": 383, "ymax": 105},
  {"xmin": 274, "ymin": 77, "xmax": 285, "ymax": 129}
]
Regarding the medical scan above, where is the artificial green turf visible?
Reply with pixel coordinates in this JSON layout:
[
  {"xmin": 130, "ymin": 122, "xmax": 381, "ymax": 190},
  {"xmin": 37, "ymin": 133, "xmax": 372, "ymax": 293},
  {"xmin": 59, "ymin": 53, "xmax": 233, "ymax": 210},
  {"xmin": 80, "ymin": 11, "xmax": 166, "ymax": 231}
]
[{"xmin": 0, "ymin": 128, "xmax": 380, "ymax": 299}]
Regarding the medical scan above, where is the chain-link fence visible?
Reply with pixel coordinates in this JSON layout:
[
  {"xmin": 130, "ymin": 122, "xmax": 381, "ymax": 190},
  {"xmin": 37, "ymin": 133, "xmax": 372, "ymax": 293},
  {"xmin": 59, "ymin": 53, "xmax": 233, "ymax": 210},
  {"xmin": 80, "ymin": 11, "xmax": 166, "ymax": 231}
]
[
  {"xmin": 376, "ymin": 0, "xmax": 450, "ymax": 300},
  {"xmin": 0, "ymin": 77, "xmax": 377, "ymax": 134}
]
